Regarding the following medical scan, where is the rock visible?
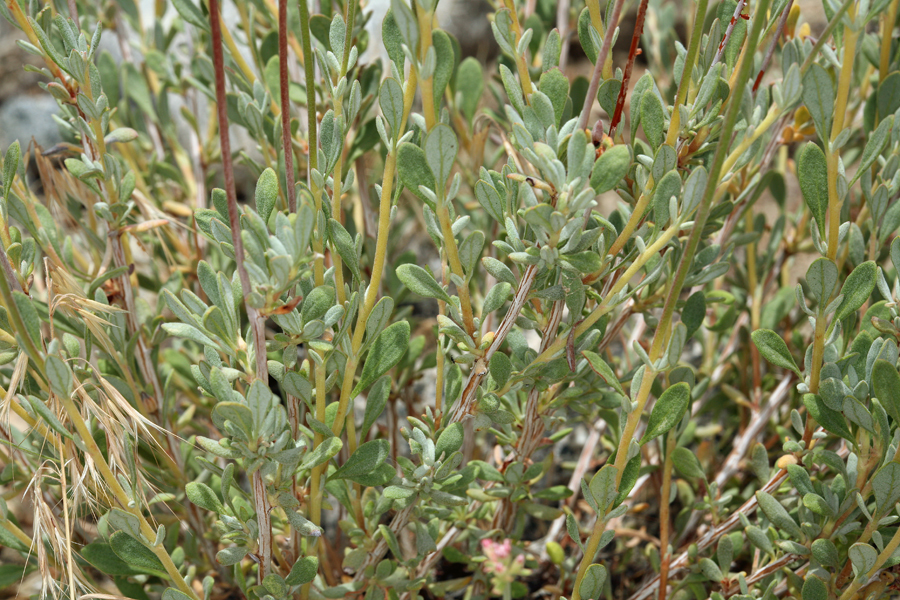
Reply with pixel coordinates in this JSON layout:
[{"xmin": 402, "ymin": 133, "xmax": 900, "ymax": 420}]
[{"xmin": 0, "ymin": 95, "xmax": 62, "ymax": 150}]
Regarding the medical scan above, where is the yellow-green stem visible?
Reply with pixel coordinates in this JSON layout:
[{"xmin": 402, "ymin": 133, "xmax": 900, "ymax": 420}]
[
  {"xmin": 827, "ymin": 6, "xmax": 858, "ymax": 260},
  {"xmin": 881, "ymin": 0, "xmax": 900, "ymax": 80},
  {"xmin": 570, "ymin": 517, "xmax": 607, "ymax": 600},
  {"xmin": 330, "ymin": 71, "xmax": 417, "ymax": 438},
  {"xmin": 303, "ymin": 357, "xmax": 328, "ymax": 600},
  {"xmin": 501, "ymin": 0, "xmax": 535, "ymax": 97}
]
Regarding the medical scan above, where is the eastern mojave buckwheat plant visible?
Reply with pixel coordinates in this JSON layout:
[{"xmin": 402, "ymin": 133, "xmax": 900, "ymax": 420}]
[{"xmin": 6, "ymin": 0, "xmax": 900, "ymax": 597}]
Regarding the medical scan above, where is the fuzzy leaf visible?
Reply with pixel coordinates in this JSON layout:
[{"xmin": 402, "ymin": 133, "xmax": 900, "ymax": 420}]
[
  {"xmin": 751, "ymin": 329, "xmax": 801, "ymax": 376},
  {"xmin": 330, "ymin": 439, "xmax": 389, "ymax": 483},
  {"xmin": 756, "ymin": 491, "xmax": 803, "ymax": 539},
  {"xmin": 797, "ymin": 142, "xmax": 828, "ymax": 237},
  {"xmin": 109, "ymin": 531, "xmax": 167, "ymax": 578},
  {"xmin": 639, "ymin": 382, "xmax": 691, "ymax": 444},
  {"xmin": 834, "ymin": 261, "xmax": 877, "ymax": 322},
  {"xmin": 873, "ymin": 359, "xmax": 900, "ymax": 422},
  {"xmin": 354, "ymin": 321, "xmax": 410, "ymax": 395},
  {"xmin": 590, "ymin": 145, "xmax": 631, "ymax": 194},
  {"xmin": 396, "ymin": 263, "xmax": 452, "ymax": 303}
]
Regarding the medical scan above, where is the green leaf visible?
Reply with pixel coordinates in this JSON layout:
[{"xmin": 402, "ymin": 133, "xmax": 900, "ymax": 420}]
[
  {"xmin": 671, "ymin": 447, "xmax": 705, "ymax": 479},
  {"xmin": 330, "ymin": 439, "xmax": 389, "ymax": 482},
  {"xmin": 172, "ymin": 0, "xmax": 209, "ymax": 30},
  {"xmin": 108, "ymin": 531, "xmax": 167, "ymax": 578},
  {"xmin": 255, "ymin": 168, "xmax": 279, "ymax": 225},
  {"xmin": 849, "ymin": 543, "xmax": 877, "ymax": 578},
  {"xmin": 424, "ymin": 124, "xmax": 458, "ymax": 189},
  {"xmin": 750, "ymin": 329, "xmax": 801, "ymax": 376},
  {"xmin": 577, "ymin": 8, "xmax": 599, "ymax": 64},
  {"xmin": 871, "ymin": 461, "xmax": 900, "ymax": 513},
  {"xmin": 579, "ymin": 563, "xmax": 607, "ymax": 600},
  {"xmin": 582, "ymin": 351, "xmax": 625, "ymax": 396},
  {"xmin": 286, "ymin": 556, "xmax": 319, "ymax": 586},
  {"xmin": 588, "ymin": 464, "xmax": 618, "ymax": 513},
  {"xmin": 682, "ymin": 291, "xmax": 706, "ymax": 339},
  {"xmin": 457, "ymin": 58, "xmax": 484, "ymax": 123},
  {"xmin": 12, "ymin": 291, "xmax": 41, "ymax": 348},
  {"xmin": 539, "ymin": 68, "xmax": 569, "ymax": 126},
  {"xmin": 26, "ymin": 395, "xmax": 72, "ymax": 440},
  {"xmin": 878, "ymin": 72, "xmax": 900, "ymax": 122},
  {"xmin": 653, "ymin": 170, "xmax": 682, "ymax": 225},
  {"xmin": 4, "ymin": 141, "xmax": 20, "ymax": 193},
  {"xmin": 431, "ymin": 30, "xmax": 455, "ymax": 115},
  {"xmin": 435, "ymin": 423, "xmax": 464, "ymax": 458},
  {"xmin": 802, "ymin": 64, "xmax": 834, "ymax": 139},
  {"xmin": 362, "ymin": 376, "xmax": 390, "ymax": 435},
  {"xmin": 186, "ymin": 481, "xmax": 225, "ymax": 514},
  {"xmin": 797, "ymin": 142, "xmax": 828, "ymax": 237},
  {"xmin": 162, "ymin": 322, "xmax": 218, "ymax": 347},
  {"xmin": 811, "ymin": 539, "xmax": 840, "ymax": 568},
  {"xmin": 873, "ymin": 359, "xmax": 900, "ymax": 422},
  {"xmin": 397, "ymin": 142, "xmax": 437, "ymax": 203},
  {"xmin": 590, "ymin": 145, "xmax": 631, "ymax": 194},
  {"xmin": 755, "ymin": 491, "xmax": 803, "ymax": 539},
  {"xmin": 834, "ymin": 261, "xmax": 877, "ymax": 322},
  {"xmin": 299, "ymin": 436, "xmax": 343, "ymax": 470},
  {"xmin": 81, "ymin": 542, "xmax": 143, "ymax": 576},
  {"xmin": 698, "ymin": 557, "xmax": 723, "ymax": 582},
  {"xmin": 803, "ymin": 393, "xmax": 852, "ymax": 441},
  {"xmin": 805, "ymin": 257, "xmax": 838, "ymax": 305},
  {"xmin": 162, "ymin": 589, "xmax": 194, "ymax": 600},
  {"xmin": 641, "ymin": 92, "xmax": 665, "ymax": 149},
  {"xmin": 396, "ymin": 263, "xmax": 452, "ymax": 303},
  {"xmin": 490, "ymin": 352, "xmax": 512, "ymax": 388},
  {"xmin": 802, "ymin": 576, "xmax": 828, "ymax": 600},
  {"xmin": 855, "ymin": 115, "xmax": 893, "ymax": 182},
  {"xmin": 354, "ymin": 321, "xmax": 410, "ymax": 395},
  {"xmin": 379, "ymin": 78, "xmax": 405, "ymax": 139},
  {"xmin": 328, "ymin": 219, "xmax": 361, "ymax": 281},
  {"xmin": 302, "ymin": 286, "xmax": 335, "ymax": 324},
  {"xmin": 639, "ymin": 382, "xmax": 691, "ymax": 444},
  {"xmin": 483, "ymin": 282, "xmax": 512, "ymax": 315},
  {"xmin": 216, "ymin": 546, "xmax": 250, "ymax": 566}
]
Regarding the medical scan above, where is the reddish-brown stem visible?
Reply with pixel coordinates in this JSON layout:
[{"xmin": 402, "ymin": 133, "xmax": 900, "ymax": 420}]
[
  {"xmin": 609, "ymin": 0, "xmax": 650, "ymax": 136},
  {"xmin": 577, "ymin": 0, "xmax": 627, "ymax": 131},
  {"xmin": 209, "ymin": 0, "xmax": 268, "ymax": 383},
  {"xmin": 210, "ymin": 0, "xmax": 271, "ymax": 576},
  {"xmin": 752, "ymin": 0, "xmax": 794, "ymax": 92},
  {"xmin": 279, "ymin": 0, "xmax": 297, "ymax": 213}
]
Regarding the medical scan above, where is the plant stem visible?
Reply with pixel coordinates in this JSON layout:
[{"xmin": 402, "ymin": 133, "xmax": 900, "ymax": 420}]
[
  {"xmin": 881, "ymin": 0, "xmax": 899, "ymax": 81},
  {"xmin": 613, "ymin": 0, "xmax": 773, "ymax": 486},
  {"xmin": 570, "ymin": 516, "xmax": 607, "ymax": 600},
  {"xmin": 657, "ymin": 431, "xmax": 676, "ymax": 600},
  {"xmin": 827, "ymin": 5, "xmax": 858, "ymax": 261},
  {"xmin": 297, "ymin": 0, "xmax": 323, "ymax": 285},
  {"xmin": 279, "ymin": 0, "xmax": 296, "ymax": 213},
  {"xmin": 304, "ymin": 356, "xmax": 328, "ymax": 600},
  {"xmin": 329, "ymin": 70, "xmax": 418, "ymax": 438},
  {"xmin": 609, "ymin": 0, "xmax": 649, "ymax": 137},
  {"xmin": 577, "ymin": 0, "xmax": 627, "ymax": 131},
  {"xmin": 501, "ymin": 0, "xmax": 535, "ymax": 98}
]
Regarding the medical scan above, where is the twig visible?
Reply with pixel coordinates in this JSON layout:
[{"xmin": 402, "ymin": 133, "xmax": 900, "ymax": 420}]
[
  {"xmin": 711, "ymin": 0, "xmax": 747, "ymax": 68},
  {"xmin": 209, "ymin": 0, "xmax": 271, "ymax": 577},
  {"xmin": 576, "ymin": 0, "xmax": 628, "ymax": 132},
  {"xmin": 609, "ymin": 0, "xmax": 650, "ymax": 136},
  {"xmin": 557, "ymin": 0, "xmax": 572, "ymax": 71},
  {"xmin": 448, "ymin": 264, "xmax": 539, "ymax": 422},
  {"xmin": 753, "ymin": 0, "xmax": 794, "ymax": 92},
  {"xmin": 279, "ymin": 0, "xmax": 297, "ymax": 212}
]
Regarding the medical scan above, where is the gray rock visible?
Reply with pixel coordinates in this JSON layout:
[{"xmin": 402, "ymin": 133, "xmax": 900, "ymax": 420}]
[{"xmin": 0, "ymin": 95, "xmax": 62, "ymax": 150}]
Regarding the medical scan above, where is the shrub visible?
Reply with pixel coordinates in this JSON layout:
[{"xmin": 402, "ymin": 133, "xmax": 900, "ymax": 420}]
[{"xmin": 2, "ymin": 0, "xmax": 900, "ymax": 599}]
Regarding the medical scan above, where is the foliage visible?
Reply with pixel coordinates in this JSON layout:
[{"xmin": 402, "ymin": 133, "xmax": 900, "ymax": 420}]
[{"xmin": 2, "ymin": 0, "xmax": 900, "ymax": 599}]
